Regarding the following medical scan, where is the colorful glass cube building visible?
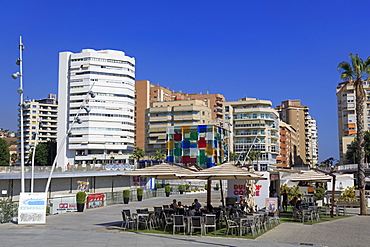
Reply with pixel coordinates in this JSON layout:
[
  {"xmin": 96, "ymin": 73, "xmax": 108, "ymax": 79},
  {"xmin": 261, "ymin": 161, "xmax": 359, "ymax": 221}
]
[{"xmin": 166, "ymin": 125, "xmax": 229, "ymax": 168}]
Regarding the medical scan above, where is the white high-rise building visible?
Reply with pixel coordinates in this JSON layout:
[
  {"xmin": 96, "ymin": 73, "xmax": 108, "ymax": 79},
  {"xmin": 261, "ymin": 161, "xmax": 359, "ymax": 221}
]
[{"xmin": 57, "ymin": 49, "xmax": 135, "ymax": 168}]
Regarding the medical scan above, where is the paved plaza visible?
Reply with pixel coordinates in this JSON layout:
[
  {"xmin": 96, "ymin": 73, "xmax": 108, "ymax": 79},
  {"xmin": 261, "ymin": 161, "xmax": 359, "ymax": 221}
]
[{"xmin": 0, "ymin": 192, "xmax": 369, "ymax": 246}]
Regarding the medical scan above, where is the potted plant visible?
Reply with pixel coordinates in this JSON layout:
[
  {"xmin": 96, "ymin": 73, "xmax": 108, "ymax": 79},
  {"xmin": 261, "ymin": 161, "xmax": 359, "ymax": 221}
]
[
  {"xmin": 76, "ymin": 191, "xmax": 87, "ymax": 212},
  {"xmin": 179, "ymin": 185, "xmax": 184, "ymax": 194},
  {"xmin": 123, "ymin": 190, "xmax": 130, "ymax": 204},
  {"xmin": 215, "ymin": 183, "xmax": 220, "ymax": 191},
  {"xmin": 185, "ymin": 184, "xmax": 191, "ymax": 192},
  {"xmin": 137, "ymin": 188, "xmax": 143, "ymax": 201},
  {"xmin": 165, "ymin": 185, "xmax": 171, "ymax": 197}
]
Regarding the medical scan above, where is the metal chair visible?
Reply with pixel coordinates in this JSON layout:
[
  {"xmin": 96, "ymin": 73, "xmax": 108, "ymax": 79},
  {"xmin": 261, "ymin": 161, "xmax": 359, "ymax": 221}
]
[
  {"xmin": 302, "ymin": 209, "xmax": 313, "ymax": 223},
  {"xmin": 204, "ymin": 215, "xmax": 217, "ymax": 235},
  {"xmin": 240, "ymin": 217, "xmax": 256, "ymax": 237},
  {"xmin": 190, "ymin": 216, "xmax": 204, "ymax": 236},
  {"xmin": 163, "ymin": 212, "xmax": 174, "ymax": 232},
  {"xmin": 136, "ymin": 213, "xmax": 150, "ymax": 230},
  {"xmin": 121, "ymin": 210, "xmax": 135, "ymax": 230},
  {"xmin": 173, "ymin": 215, "xmax": 186, "ymax": 235},
  {"xmin": 224, "ymin": 215, "xmax": 239, "ymax": 236}
]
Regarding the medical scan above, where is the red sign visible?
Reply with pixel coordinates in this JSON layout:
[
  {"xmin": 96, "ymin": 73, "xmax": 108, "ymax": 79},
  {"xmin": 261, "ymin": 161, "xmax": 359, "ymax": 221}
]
[{"xmin": 87, "ymin": 193, "xmax": 105, "ymax": 209}]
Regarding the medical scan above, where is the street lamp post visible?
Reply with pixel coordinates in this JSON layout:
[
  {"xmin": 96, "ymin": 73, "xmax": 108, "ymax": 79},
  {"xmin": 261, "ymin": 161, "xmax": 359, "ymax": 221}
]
[
  {"xmin": 44, "ymin": 88, "xmax": 95, "ymax": 193},
  {"xmin": 31, "ymin": 118, "xmax": 42, "ymax": 193},
  {"xmin": 12, "ymin": 36, "xmax": 25, "ymax": 193}
]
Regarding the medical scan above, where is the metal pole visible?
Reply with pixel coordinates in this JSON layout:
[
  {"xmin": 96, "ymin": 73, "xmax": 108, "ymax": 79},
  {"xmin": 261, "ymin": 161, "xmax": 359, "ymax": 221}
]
[
  {"xmin": 31, "ymin": 119, "xmax": 40, "ymax": 193},
  {"xmin": 331, "ymin": 176, "xmax": 336, "ymax": 218},
  {"xmin": 220, "ymin": 179, "xmax": 225, "ymax": 207},
  {"xmin": 207, "ymin": 179, "xmax": 212, "ymax": 208},
  {"xmin": 19, "ymin": 36, "xmax": 25, "ymax": 193}
]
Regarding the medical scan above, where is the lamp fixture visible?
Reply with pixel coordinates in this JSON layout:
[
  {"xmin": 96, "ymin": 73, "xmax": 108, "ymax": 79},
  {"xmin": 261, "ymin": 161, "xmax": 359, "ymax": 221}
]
[{"xmin": 12, "ymin": 72, "xmax": 20, "ymax": 79}]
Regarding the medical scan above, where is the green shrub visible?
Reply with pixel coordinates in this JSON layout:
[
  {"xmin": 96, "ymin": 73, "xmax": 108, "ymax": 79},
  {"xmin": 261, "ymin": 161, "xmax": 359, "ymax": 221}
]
[
  {"xmin": 156, "ymin": 183, "xmax": 161, "ymax": 189},
  {"xmin": 215, "ymin": 183, "xmax": 220, "ymax": 189},
  {"xmin": 205, "ymin": 184, "xmax": 208, "ymax": 190},
  {"xmin": 179, "ymin": 185, "xmax": 184, "ymax": 191},
  {"xmin": 76, "ymin": 191, "xmax": 87, "ymax": 204},
  {"xmin": 315, "ymin": 187, "xmax": 326, "ymax": 200},
  {"xmin": 165, "ymin": 185, "xmax": 171, "ymax": 193},
  {"xmin": 337, "ymin": 186, "xmax": 357, "ymax": 201},
  {"xmin": 123, "ymin": 190, "xmax": 130, "ymax": 198},
  {"xmin": 137, "ymin": 188, "xmax": 144, "ymax": 196},
  {"xmin": 281, "ymin": 184, "xmax": 300, "ymax": 200}
]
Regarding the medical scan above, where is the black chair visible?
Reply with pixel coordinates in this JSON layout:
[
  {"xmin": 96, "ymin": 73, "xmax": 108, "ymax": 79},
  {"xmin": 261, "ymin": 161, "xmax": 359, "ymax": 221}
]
[{"xmin": 177, "ymin": 208, "xmax": 185, "ymax": 215}]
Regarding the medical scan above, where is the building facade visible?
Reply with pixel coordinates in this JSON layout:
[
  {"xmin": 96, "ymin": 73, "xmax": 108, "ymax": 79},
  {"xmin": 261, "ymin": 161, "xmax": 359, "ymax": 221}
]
[
  {"xmin": 57, "ymin": 49, "xmax": 135, "ymax": 168},
  {"xmin": 19, "ymin": 94, "xmax": 58, "ymax": 159},
  {"xmin": 276, "ymin": 121, "xmax": 297, "ymax": 168},
  {"xmin": 135, "ymin": 80, "xmax": 225, "ymax": 152},
  {"xmin": 224, "ymin": 97, "xmax": 280, "ymax": 170},
  {"xmin": 146, "ymin": 99, "xmax": 213, "ymax": 155},
  {"xmin": 276, "ymin": 100, "xmax": 318, "ymax": 167},
  {"xmin": 336, "ymin": 81, "xmax": 370, "ymax": 164},
  {"xmin": 166, "ymin": 125, "xmax": 228, "ymax": 168}
]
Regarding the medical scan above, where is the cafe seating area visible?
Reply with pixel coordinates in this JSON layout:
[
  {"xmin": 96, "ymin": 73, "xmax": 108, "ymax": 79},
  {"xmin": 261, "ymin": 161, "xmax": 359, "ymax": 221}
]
[{"xmin": 120, "ymin": 203, "xmax": 280, "ymax": 237}]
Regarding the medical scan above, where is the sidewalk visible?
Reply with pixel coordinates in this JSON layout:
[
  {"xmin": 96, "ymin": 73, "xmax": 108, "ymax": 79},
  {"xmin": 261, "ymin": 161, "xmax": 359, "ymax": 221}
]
[{"xmin": 0, "ymin": 192, "xmax": 369, "ymax": 246}]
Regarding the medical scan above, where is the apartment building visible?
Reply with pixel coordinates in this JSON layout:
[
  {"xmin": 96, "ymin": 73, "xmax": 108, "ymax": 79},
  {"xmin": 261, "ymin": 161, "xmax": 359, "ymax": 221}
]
[
  {"xmin": 224, "ymin": 97, "xmax": 280, "ymax": 170},
  {"xmin": 19, "ymin": 94, "xmax": 58, "ymax": 158},
  {"xmin": 57, "ymin": 49, "xmax": 135, "ymax": 168},
  {"xmin": 135, "ymin": 80, "xmax": 225, "ymax": 150},
  {"xmin": 276, "ymin": 121, "xmax": 297, "ymax": 168},
  {"xmin": 146, "ymin": 99, "xmax": 212, "ymax": 155},
  {"xmin": 336, "ymin": 81, "xmax": 370, "ymax": 164},
  {"xmin": 276, "ymin": 100, "xmax": 318, "ymax": 167},
  {"xmin": 306, "ymin": 117, "xmax": 319, "ymax": 166}
]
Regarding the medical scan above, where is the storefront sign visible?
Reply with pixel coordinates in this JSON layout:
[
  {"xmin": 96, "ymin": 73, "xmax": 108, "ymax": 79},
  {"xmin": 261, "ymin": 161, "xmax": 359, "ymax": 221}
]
[{"xmin": 18, "ymin": 192, "xmax": 47, "ymax": 224}]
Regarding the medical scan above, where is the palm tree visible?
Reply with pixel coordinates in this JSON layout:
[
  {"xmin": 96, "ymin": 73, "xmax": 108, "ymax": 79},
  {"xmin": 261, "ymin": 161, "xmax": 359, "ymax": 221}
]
[
  {"xmin": 248, "ymin": 150, "xmax": 261, "ymax": 168},
  {"xmin": 10, "ymin": 153, "xmax": 18, "ymax": 166},
  {"xmin": 337, "ymin": 53, "xmax": 370, "ymax": 215},
  {"xmin": 154, "ymin": 150, "xmax": 166, "ymax": 163},
  {"xmin": 130, "ymin": 147, "xmax": 145, "ymax": 169}
]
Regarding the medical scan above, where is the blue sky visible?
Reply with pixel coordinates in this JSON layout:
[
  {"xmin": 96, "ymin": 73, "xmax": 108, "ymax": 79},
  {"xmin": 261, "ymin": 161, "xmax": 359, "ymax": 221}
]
[{"xmin": 1, "ymin": 0, "xmax": 370, "ymax": 163}]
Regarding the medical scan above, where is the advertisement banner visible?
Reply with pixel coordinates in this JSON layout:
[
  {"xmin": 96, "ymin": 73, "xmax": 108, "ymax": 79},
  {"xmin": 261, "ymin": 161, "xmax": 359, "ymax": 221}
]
[
  {"xmin": 50, "ymin": 195, "xmax": 77, "ymax": 215},
  {"xmin": 18, "ymin": 192, "xmax": 47, "ymax": 224},
  {"xmin": 86, "ymin": 193, "xmax": 105, "ymax": 209},
  {"xmin": 266, "ymin": 198, "xmax": 278, "ymax": 213}
]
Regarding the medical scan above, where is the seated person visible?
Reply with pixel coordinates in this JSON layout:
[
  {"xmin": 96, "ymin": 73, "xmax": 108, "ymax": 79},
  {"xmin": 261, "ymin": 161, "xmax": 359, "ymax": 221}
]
[
  {"xmin": 171, "ymin": 199, "xmax": 178, "ymax": 210},
  {"xmin": 289, "ymin": 197, "xmax": 298, "ymax": 206},
  {"xmin": 296, "ymin": 194, "xmax": 303, "ymax": 208},
  {"xmin": 188, "ymin": 205, "xmax": 196, "ymax": 216},
  {"xmin": 177, "ymin": 201, "xmax": 184, "ymax": 208},
  {"xmin": 237, "ymin": 195, "xmax": 246, "ymax": 211},
  {"xmin": 192, "ymin": 198, "xmax": 202, "ymax": 210}
]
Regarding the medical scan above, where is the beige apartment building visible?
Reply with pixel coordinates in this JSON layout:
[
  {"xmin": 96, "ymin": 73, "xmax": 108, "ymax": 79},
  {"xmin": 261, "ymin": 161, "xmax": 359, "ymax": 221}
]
[
  {"xmin": 146, "ymin": 99, "xmax": 212, "ymax": 155},
  {"xmin": 224, "ymin": 97, "xmax": 280, "ymax": 170},
  {"xmin": 336, "ymin": 81, "xmax": 370, "ymax": 164},
  {"xmin": 276, "ymin": 100, "xmax": 318, "ymax": 167},
  {"xmin": 276, "ymin": 121, "xmax": 297, "ymax": 168},
  {"xmin": 135, "ymin": 80, "xmax": 225, "ymax": 151},
  {"xmin": 20, "ymin": 94, "xmax": 58, "ymax": 158}
]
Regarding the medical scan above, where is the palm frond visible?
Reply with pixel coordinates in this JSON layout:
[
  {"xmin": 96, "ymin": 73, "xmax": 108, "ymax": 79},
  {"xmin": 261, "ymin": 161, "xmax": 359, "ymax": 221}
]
[
  {"xmin": 337, "ymin": 61, "xmax": 352, "ymax": 72},
  {"xmin": 364, "ymin": 56, "xmax": 370, "ymax": 67},
  {"xmin": 340, "ymin": 72, "xmax": 354, "ymax": 81}
]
